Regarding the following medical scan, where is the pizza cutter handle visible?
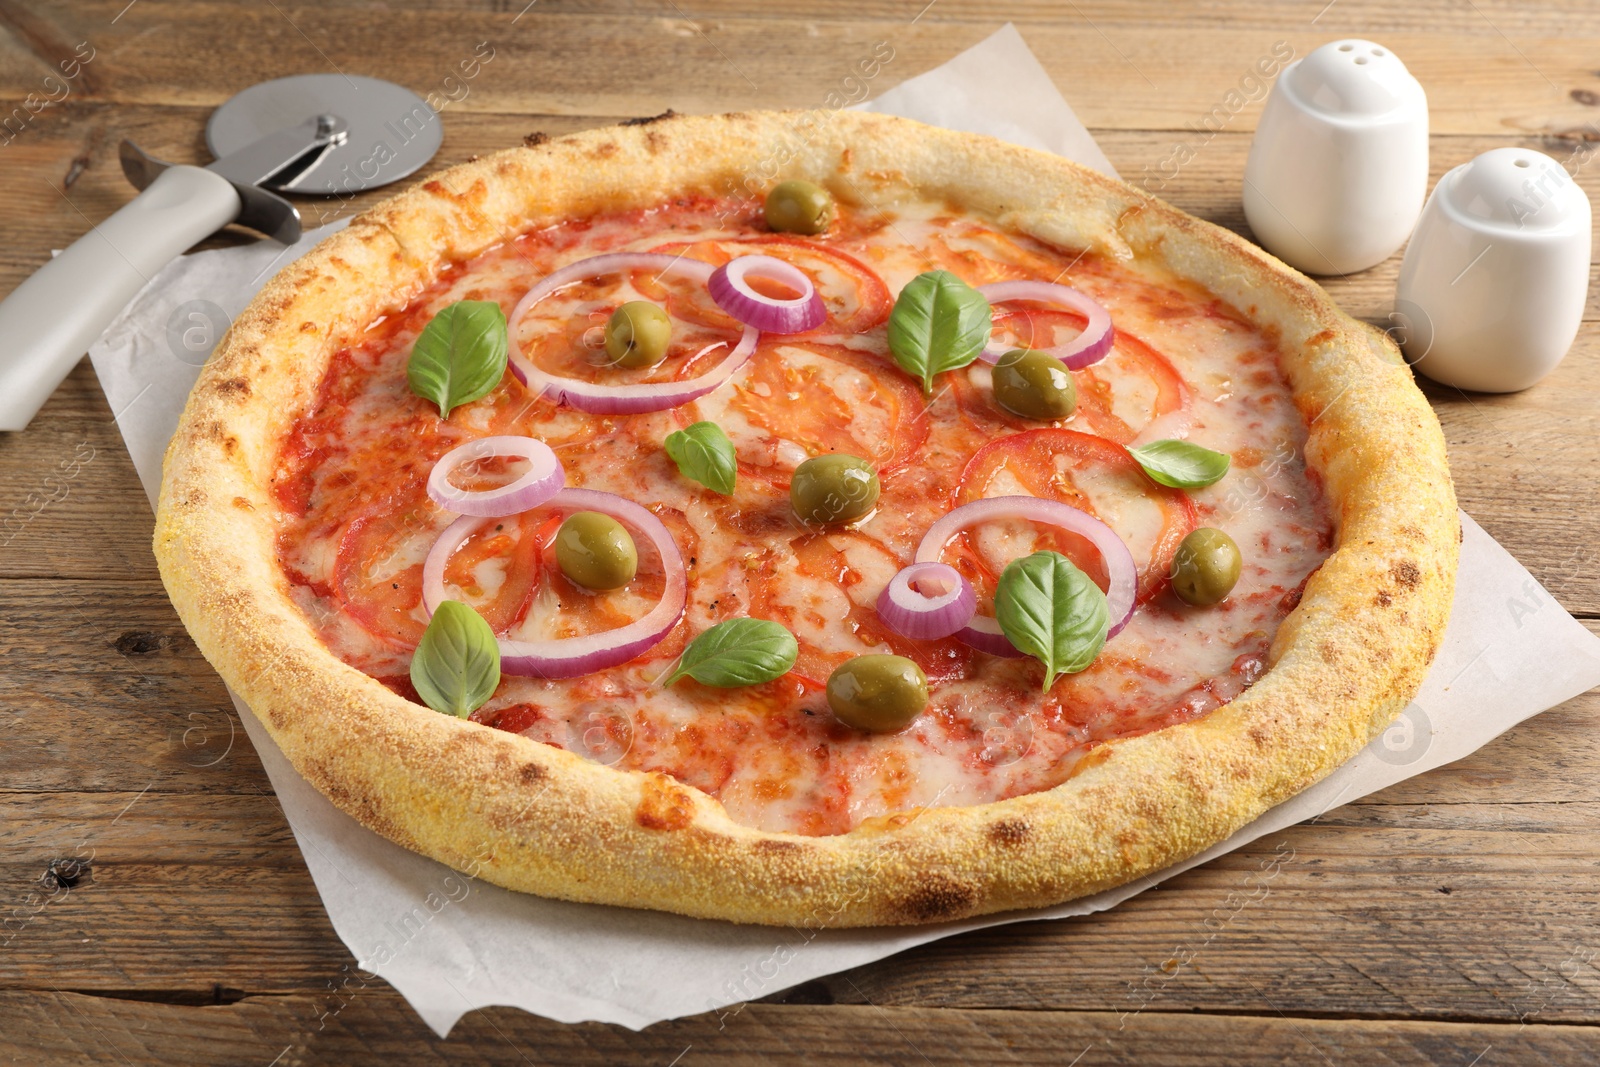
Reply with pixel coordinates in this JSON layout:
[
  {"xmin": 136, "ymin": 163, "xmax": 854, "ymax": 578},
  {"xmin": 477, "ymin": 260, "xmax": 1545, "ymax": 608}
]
[{"xmin": 0, "ymin": 165, "xmax": 241, "ymax": 432}]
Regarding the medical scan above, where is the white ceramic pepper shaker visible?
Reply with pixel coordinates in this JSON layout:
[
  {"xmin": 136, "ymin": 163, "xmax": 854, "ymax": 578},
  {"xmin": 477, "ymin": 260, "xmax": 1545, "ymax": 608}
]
[
  {"xmin": 1243, "ymin": 39, "xmax": 1428, "ymax": 275},
  {"xmin": 1394, "ymin": 147, "xmax": 1591, "ymax": 393}
]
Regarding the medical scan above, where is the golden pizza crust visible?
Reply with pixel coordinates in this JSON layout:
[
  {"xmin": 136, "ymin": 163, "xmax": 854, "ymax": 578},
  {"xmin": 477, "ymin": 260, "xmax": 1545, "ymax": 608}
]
[{"xmin": 154, "ymin": 110, "xmax": 1457, "ymax": 926}]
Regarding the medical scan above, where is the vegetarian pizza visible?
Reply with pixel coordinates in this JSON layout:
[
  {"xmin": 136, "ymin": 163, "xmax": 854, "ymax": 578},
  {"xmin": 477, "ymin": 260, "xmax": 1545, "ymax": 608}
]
[{"xmin": 154, "ymin": 110, "xmax": 1457, "ymax": 926}]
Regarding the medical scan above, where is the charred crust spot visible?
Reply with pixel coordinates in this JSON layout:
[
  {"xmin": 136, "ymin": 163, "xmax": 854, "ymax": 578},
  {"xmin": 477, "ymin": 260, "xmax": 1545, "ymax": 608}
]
[
  {"xmin": 214, "ymin": 377, "xmax": 251, "ymax": 398},
  {"xmin": 1280, "ymin": 574, "xmax": 1310, "ymax": 612},
  {"xmin": 987, "ymin": 818, "xmax": 1030, "ymax": 846},
  {"xmin": 619, "ymin": 108, "xmax": 677, "ymax": 127},
  {"xmin": 315, "ymin": 765, "xmax": 411, "ymax": 847},
  {"xmin": 1391, "ymin": 559, "xmax": 1421, "ymax": 589},
  {"xmin": 267, "ymin": 706, "xmax": 287, "ymax": 729},
  {"xmin": 1247, "ymin": 724, "xmax": 1270, "ymax": 748},
  {"xmin": 443, "ymin": 728, "xmax": 493, "ymax": 757},
  {"xmin": 1319, "ymin": 640, "xmax": 1340, "ymax": 664},
  {"xmin": 645, "ymin": 129, "xmax": 667, "ymax": 154},
  {"xmin": 893, "ymin": 874, "xmax": 978, "ymax": 923},
  {"xmin": 523, "ymin": 131, "xmax": 550, "ymax": 147},
  {"xmin": 1399, "ymin": 523, "xmax": 1424, "ymax": 543},
  {"xmin": 1375, "ymin": 590, "xmax": 1393, "ymax": 607},
  {"xmin": 517, "ymin": 762, "xmax": 546, "ymax": 784},
  {"xmin": 589, "ymin": 141, "xmax": 619, "ymax": 160},
  {"xmin": 753, "ymin": 838, "xmax": 804, "ymax": 854},
  {"xmin": 422, "ymin": 178, "xmax": 487, "ymax": 203},
  {"xmin": 636, "ymin": 773, "xmax": 695, "ymax": 831}
]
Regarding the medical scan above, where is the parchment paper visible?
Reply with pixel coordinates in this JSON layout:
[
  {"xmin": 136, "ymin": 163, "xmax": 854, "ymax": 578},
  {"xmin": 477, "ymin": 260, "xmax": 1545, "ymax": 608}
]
[{"xmin": 86, "ymin": 24, "xmax": 1600, "ymax": 1037}]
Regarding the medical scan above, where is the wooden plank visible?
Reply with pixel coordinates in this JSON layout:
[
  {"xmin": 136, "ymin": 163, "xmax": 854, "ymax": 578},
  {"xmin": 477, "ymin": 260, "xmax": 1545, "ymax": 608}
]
[
  {"xmin": 3, "ymin": 759, "xmax": 1599, "ymax": 1021},
  {"xmin": 1, "ymin": 3, "xmax": 1597, "ymax": 136},
  {"xmin": 9, "ymin": 105, "xmax": 1600, "ymax": 328},
  {"xmin": 0, "ymin": 574, "xmax": 271, "ymax": 793},
  {"xmin": 47, "ymin": 0, "xmax": 1600, "ymax": 33},
  {"xmin": 1, "ymin": 993, "xmax": 1596, "ymax": 1066},
  {"xmin": 8, "ymin": 100, "xmax": 1600, "ymax": 324}
]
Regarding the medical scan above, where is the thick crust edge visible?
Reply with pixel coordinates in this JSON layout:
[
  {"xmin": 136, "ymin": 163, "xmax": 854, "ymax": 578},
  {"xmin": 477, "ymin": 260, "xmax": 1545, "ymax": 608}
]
[{"xmin": 153, "ymin": 110, "xmax": 1458, "ymax": 926}]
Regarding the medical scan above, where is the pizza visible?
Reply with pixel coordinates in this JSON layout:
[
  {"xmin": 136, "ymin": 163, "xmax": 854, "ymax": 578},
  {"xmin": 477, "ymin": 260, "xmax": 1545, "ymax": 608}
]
[{"xmin": 154, "ymin": 110, "xmax": 1457, "ymax": 926}]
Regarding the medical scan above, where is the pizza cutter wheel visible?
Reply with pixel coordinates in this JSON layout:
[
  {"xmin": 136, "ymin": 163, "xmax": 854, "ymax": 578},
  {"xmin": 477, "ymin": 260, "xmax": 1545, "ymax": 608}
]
[{"xmin": 0, "ymin": 74, "xmax": 443, "ymax": 431}]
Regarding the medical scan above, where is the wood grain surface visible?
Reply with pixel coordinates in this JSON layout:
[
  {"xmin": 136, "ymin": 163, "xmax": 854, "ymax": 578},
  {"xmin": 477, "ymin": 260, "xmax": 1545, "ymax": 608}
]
[{"xmin": 1, "ymin": 1, "xmax": 1597, "ymax": 1064}]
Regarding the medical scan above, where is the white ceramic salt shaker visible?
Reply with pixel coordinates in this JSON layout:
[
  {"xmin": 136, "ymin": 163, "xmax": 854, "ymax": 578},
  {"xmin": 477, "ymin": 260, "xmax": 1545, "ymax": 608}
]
[
  {"xmin": 1243, "ymin": 39, "xmax": 1428, "ymax": 275},
  {"xmin": 1394, "ymin": 147, "xmax": 1591, "ymax": 393}
]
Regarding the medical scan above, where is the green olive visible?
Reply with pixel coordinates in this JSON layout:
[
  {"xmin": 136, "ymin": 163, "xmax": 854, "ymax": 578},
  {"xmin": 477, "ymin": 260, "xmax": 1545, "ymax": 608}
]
[
  {"xmin": 790, "ymin": 454, "xmax": 880, "ymax": 525},
  {"xmin": 827, "ymin": 654, "xmax": 929, "ymax": 732},
  {"xmin": 764, "ymin": 179, "xmax": 834, "ymax": 235},
  {"xmin": 992, "ymin": 348, "xmax": 1076, "ymax": 420},
  {"xmin": 604, "ymin": 301, "xmax": 673, "ymax": 369},
  {"xmin": 1171, "ymin": 527, "xmax": 1242, "ymax": 606},
  {"xmin": 555, "ymin": 511, "xmax": 638, "ymax": 590}
]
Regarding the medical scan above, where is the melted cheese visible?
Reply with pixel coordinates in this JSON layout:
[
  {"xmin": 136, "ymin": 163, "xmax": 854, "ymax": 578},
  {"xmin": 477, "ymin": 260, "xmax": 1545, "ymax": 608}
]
[{"xmin": 273, "ymin": 197, "xmax": 1332, "ymax": 836}]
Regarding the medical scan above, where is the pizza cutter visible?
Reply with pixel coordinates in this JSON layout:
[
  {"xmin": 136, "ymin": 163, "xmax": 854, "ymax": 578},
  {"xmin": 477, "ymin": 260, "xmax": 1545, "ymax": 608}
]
[{"xmin": 0, "ymin": 74, "xmax": 443, "ymax": 431}]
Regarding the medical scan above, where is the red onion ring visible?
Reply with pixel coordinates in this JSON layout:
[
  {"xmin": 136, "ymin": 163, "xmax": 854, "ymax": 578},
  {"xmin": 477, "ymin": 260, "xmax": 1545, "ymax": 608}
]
[
  {"xmin": 506, "ymin": 252, "xmax": 759, "ymax": 415},
  {"xmin": 426, "ymin": 436, "xmax": 564, "ymax": 518},
  {"xmin": 979, "ymin": 280, "xmax": 1115, "ymax": 371},
  {"xmin": 708, "ymin": 254, "xmax": 826, "ymax": 334},
  {"xmin": 422, "ymin": 488, "xmax": 687, "ymax": 678},
  {"xmin": 914, "ymin": 495, "xmax": 1139, "ymax": 654},
  {"xmin": 875, "ymin": 561, "xmax": 976, "ymax": 641},
  {"xmin": 951, "ymin": 614, "xmax": 1027, "ymax": 659}
]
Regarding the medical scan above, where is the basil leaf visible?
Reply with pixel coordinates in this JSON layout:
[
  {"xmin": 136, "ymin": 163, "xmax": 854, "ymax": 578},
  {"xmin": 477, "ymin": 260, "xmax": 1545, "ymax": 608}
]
[
  {"xmin": 410, "ymin": 600, "xmax": 501, "ymax": 717},
  {"xmin": 664, "ymin": 421, "xmax": 737, "ymax": 495},
  {"xmin": 1127, "ymin": 439, "xmax": 1232, "ymax": 489},
  {"xmin": 886, "ymin": 270, "xmax": 992, "ymax": 397},
  {"xmin": 407, "ymin": 300, "xmax": 509, "ymax": 418},
  {"xmin": 995, "ymin": 551, "xmax": 1109, "ymax": 691},
  {"xmin": 666, "ymin": 618, "xmax": 798, "ymax": 688}
]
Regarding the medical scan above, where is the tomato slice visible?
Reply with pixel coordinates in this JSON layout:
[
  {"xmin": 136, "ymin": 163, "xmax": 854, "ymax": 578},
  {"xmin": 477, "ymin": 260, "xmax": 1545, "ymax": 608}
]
[
  {"xmin": 647, "ymin": 236, "xmax": 891, "ymax": 335},
  {"xmin": 955, "ymin": 429, "xmax": 1199, "ymax": 602},
  {"xmin": 513, "ymin": 267, "xmax": 740, "ymax": 389},
  {"xmin": 747, "ymin": 530, "xmax": 972, "ymax": 686},
  {"xmin": 682, "ymin": 340, "xmax": 929, "ymax": 485},
  {"xmin": 332, "ymin": 510, "xmax": 429, "ymax": 647},
  {"xmin": 913, "ymin": 225, "xmax": 1069, "ymax": 285},
  {"xmin": 333, "ymin": 507, "xmax": 548, "ymax": 648},
  {"xmin": 990, "ymin": 308, "xmax": 1188, "ymax": 444}
]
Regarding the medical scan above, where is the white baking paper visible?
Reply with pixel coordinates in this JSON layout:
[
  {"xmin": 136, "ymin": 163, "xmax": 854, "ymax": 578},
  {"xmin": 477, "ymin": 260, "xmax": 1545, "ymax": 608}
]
[
  {"xmin": 855, "ymin": 23, "xmax": 1119, "ymax": 179},
  {"xmin": 85, "ymin": 24, "xmax": 1600, "ymax": 1037}
]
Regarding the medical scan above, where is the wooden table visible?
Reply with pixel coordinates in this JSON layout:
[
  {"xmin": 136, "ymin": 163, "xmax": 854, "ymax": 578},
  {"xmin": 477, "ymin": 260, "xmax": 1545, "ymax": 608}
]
[{"xmin": 3, "ymin": 1, "xmax": 1598, "ymax": 1063}]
